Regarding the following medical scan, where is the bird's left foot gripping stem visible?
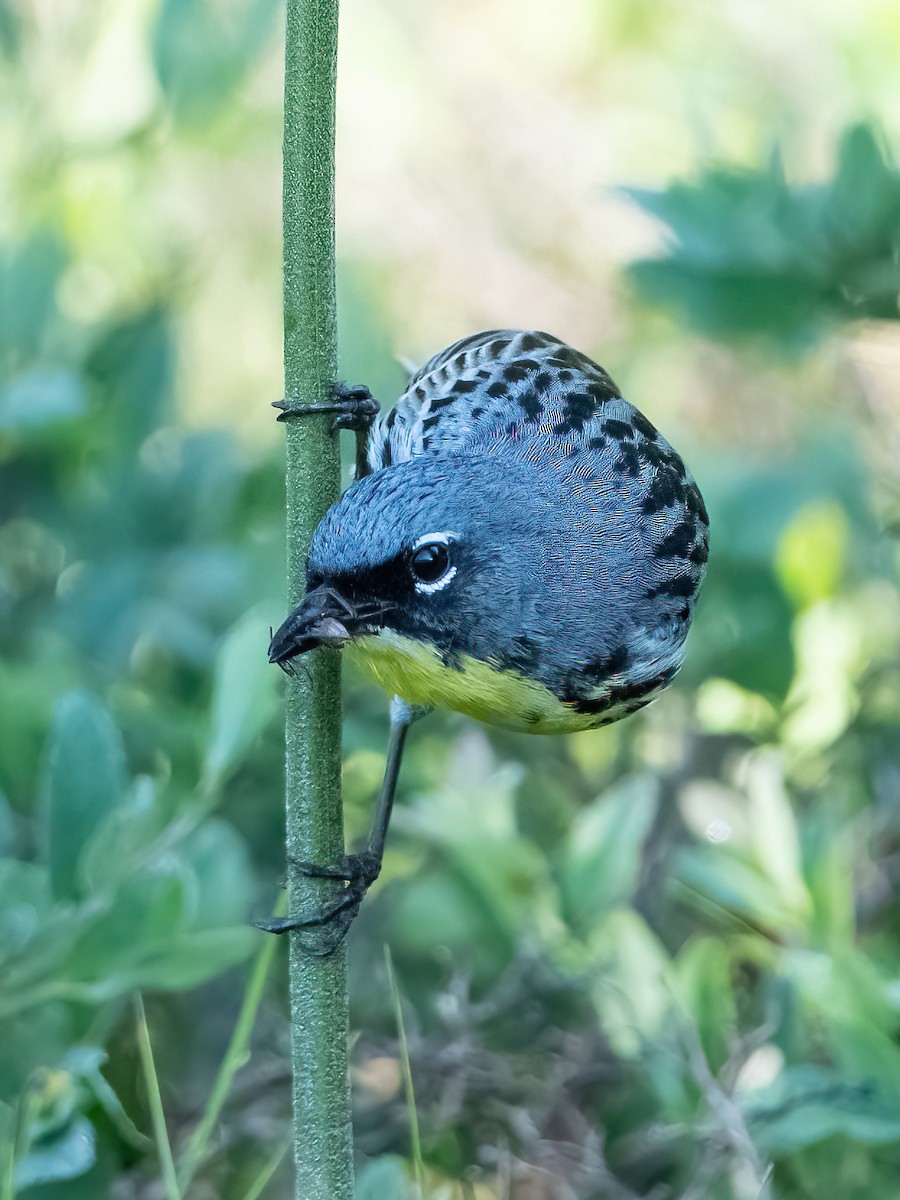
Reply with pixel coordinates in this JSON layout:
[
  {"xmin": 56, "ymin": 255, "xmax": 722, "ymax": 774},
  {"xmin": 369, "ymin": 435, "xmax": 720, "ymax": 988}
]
[
  {"xmin": 255, "ymin": 699, "xmax": 429, "ymax": 956},
  {"xmin": 273, "ymin": 382, "xmax": 379, "ymax": 478}
]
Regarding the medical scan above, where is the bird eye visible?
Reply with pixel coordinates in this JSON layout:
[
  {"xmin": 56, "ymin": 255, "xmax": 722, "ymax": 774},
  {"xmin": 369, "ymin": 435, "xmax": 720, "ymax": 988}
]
[
  {"xmin": 409, "ymin": 539, "xmax": 455, "ymax": 592},
  {"xmin": 410, "ymin": 542, "xmax": 450, "ymax": 582}
]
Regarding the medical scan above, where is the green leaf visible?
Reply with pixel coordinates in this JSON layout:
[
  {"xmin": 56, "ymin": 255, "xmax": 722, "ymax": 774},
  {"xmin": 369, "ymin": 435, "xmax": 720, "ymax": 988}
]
[
  {"xmin": 629, "ymin": 259, "xmax": 822, "ymax": 344},
  {"xmin": 0, "ymin": 0, "xmax": 20, "ymax": 58},
  {"xmin": 687, "ymin": 437, "xmax": 872, "ymax": 702},
  {"xmin": 775, "ymin": 500, "xmax": 849, "ymax": 609},
  {"xmin": 805, "ymin": 830, "xmax": 855, "ymax": 952},
  {"xmin": 745, "ymin": 1065, "xmax": 900, "ymax": 1153},
  {"xmin": 674, "ymin": 846, "xmax": 802, "ymax": 933},
  {"xmin": 92, "ymin": 928, "xmax": 256, "ymax": 994},
  {"xmin": 39, "ymin": 690, "xmax": 127, "ymax": 900},
  {"xmin": 67, "ymin": 865, "xmax": 190, "ymax": 986},
  {"xmin": 0, "ymin": 793, "xmax": 12, "ymax": 854},
  {"xmin": 744, "ymin": 752, "xmax": 810, "ymax": 921},
  {"xmin": 181, "ymin": 818, "xmax": 255, "ymax": 928},
  {"xmin": 0, "ymin": 901, "xmax": 92, "ymax": 1005},
  {"xmin": 67, "ymin": 806, "xmax": 253, "ymax": 996},
  {"xmin": 389, "ymin": 833, "xmax": 545, "ymax": 973},
  {"xmin": 203, "ymin": 611, "xmax": 280, "ymax": 786},
  {"xmin": 85, "ymin": 306, "xmax": 174, "ymax": 444},
  {"xmin": 0, "ymin": 232, "xmax": 66, "ymax": 368},
  {"xmin": 0, "ymin": 1100, "xmax": 13, "ymax": 1178},
  {"xmin": 62, "ymin": 1047, "xmax": 151, "ymax": 1152},
  {"xmin": 785, "ymin": 947, "xmax": 900, "ymax": 1099},
  {"xmin": 0, "ymin": 859, "xmax": 53, "ymax": 966},
  {"xmin": 693, "ymin": 561, "xmax": 795, "ymax": 699},
  {"xmin": 589, "ymin": 911, "xmax": 672, "ymax": 1057},
  {"xmin": 354, "ymin": 1155, "xmax": 415, "ymax": 1200},
  {"xmin": 389, "ymin": 748, "xmax": 549, "ymax": 970},
  {"xmin": 78, "ymin": 777, "xmax": 166, "ymax": 896},
  {"xmin": 828, "ymin": 125, "xmax": 900, "ymax": 245},
  {"xmin": 152, "ymin": 0, "xmax": 279, "ymax": 124},
  {"xmin": 627, "ymin": 123, "xmax": 900, "ymax": 345},
  {"xmin": 560, "ymin": 775, "xmax": 658, "ymax": 934},
  {"xmin": 673, "ymin": 938, "xmax": 737, "ymax": 1071},
  {"xmin": 0, "ymin": 370, "xmax": 86, "ymax": 434},
  {"xmin": 14, "ymin": 1116, "xmax": 96, "ymax": 1190}
]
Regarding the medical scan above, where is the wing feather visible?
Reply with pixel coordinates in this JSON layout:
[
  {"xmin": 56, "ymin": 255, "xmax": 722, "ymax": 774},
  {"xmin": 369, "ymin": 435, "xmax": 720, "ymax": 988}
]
[{"xmin": 367, "ymin": 329, "xmax": 620, "ymax": 469}]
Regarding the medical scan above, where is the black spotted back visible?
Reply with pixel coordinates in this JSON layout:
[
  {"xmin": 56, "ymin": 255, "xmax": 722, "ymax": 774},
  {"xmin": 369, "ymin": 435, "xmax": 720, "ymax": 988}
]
[
  {"xmin": 336, "ymin": 328, "xmax": 711, "ymax": 727},
  {"xmin": 367, "ymin": 329, "xmax": 709, "ymax": 713},
  {"xmin": 367, "ymin": 329, "xmax": 620, "ymax": 469}
]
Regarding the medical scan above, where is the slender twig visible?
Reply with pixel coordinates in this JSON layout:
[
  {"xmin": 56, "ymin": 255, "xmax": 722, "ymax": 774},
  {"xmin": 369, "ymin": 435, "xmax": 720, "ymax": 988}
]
[
  {"xmin": 239, "ymin": 1136, "xmax": 291, "ymax": 1200},
  {"xmin": 0, "ymin": 1142, "xmax": 11, "ymax": 1200},
  {"xmin": 134, "ymin": 994, "xmax": 182, "ymax": 1200},
  {"xmin": 385, "ymin": 945, "xmax": 425, "ymax": 1198},
  {"xmin": 1, "ymin": 1084, "xmax": 41, "ymax": 1200},
  {"xmin": 682, "ymin": 1022, "xmax": 773, "ymax": 1200},
  {"xmin": 0, "ymin": 1144, "xmax": 12, "ymax": 1200},
  {"xmin": 281, "ymin": 1, "xmax": 353, "ymax": 1197},
  {"xmin": 177, "ymin": 892, "xmax": 287, "ymax": 1190}
]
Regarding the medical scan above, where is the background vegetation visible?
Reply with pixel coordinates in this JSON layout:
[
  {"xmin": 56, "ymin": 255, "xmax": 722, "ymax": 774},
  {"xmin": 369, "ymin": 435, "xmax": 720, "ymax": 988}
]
[{"xmin": 2, "ymin": 0, "xmax": 900, "ymax": 1197}]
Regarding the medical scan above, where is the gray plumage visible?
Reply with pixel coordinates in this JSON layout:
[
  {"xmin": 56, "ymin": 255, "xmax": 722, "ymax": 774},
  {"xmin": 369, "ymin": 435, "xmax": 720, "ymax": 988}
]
[{"xmin": 308, "ymin": 329, "xmax": 708, "ymax": 727}]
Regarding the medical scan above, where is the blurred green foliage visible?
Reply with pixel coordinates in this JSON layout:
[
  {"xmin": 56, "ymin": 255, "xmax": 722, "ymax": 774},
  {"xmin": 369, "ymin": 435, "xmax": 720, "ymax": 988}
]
[
  {"xmin": 153, "ymin": 0, "xmax": 280, "ymax": 125},
  {"xmin": 2, "ymin": 1, "xmax": 900, "ymax": 1198},
  {"xmin": 628, "ymin": 125, "xmax": 900, "ymax": 346}
]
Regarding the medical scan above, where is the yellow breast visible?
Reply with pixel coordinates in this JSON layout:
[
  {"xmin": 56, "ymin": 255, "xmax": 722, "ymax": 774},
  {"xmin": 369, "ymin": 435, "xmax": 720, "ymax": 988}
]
[{"xmin": 345, "ymin": 629, "xmax": 602, "ymax": 734}]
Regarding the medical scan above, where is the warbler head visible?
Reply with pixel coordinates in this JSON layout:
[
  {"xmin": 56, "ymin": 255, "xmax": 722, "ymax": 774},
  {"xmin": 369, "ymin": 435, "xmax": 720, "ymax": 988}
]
[
  {"xmin": 269, "ymin": 454, "xmax": 548, "ymax": 670},
  {"xmin": 268, "ymin": 438, "xmax": 706, "ymax": 731}
]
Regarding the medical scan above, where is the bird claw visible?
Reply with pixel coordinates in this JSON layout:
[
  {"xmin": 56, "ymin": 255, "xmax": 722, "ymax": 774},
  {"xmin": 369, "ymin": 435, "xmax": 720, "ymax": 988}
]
[
  {"xmin": 254, "ymin": 851, "xmax": 383, "ymax": 956},
  {"xmin": 272, "ymin": 382, "xmax": 379, "ymax": 432},
  {"xmin": 329, "ymin": 384, "xmax": 380, "ymax": 433}
]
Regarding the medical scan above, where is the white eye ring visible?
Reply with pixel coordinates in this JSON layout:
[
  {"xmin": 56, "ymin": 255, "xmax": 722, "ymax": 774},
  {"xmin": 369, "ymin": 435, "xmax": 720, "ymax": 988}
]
[{"xmin": 410, "ymin": 531, "xmax": 457, "ymax": 594}]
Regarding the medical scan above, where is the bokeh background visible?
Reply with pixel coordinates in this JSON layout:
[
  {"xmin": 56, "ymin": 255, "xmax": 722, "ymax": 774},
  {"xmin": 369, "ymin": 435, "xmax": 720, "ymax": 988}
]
[{"xmin": 3, "ymin": 0, "xmax": 900, "ymax": 1197}]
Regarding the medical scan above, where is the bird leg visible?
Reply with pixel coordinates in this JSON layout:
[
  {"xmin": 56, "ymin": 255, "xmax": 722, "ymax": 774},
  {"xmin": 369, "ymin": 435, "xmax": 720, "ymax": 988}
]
[
  {"xmin": 256, "ymin": 697, "xmax": 430, "ymax": 956},
  {"xmin": 272, "ymin": 381, "xmax": 379, "ymax": 478}
]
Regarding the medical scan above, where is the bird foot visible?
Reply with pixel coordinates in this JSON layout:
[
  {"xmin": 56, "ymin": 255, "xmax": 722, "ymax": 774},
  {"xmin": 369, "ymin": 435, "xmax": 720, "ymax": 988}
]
[
  {"xmin": 272, "ymin": 382, "xmax": 379, "ymax": 433},
  {"xmin": 254, "ymin": 851, "xmax": 382, "ymax": 956},
  {"xmin": 331, "ymin": 384, "xmax": 380, "ymax": 432}
]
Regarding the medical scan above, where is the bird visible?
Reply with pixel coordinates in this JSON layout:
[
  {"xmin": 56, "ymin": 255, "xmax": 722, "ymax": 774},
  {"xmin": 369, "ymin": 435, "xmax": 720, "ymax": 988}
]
[{"xmin": 260, "ymin": 329, "xmax": 708, "ymax": 951}]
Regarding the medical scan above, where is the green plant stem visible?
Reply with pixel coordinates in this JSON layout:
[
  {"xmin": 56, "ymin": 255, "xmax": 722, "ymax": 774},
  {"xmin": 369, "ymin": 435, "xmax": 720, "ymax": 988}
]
[
  {"xmin": 281, "ymin": 2, "xmax": 353, "ymax": 1199},
  {"xmin": 240, "ymin": 1137, "xmax": 291, "ymax": 1200},
  {"xmin": 134, "ymin": 993, "xmax": 182, "ymax": 1200},
  {"xmin": 385, "ymin": 946, "xmax": 424, "ymax": 1199},
  {"xmin": 0, "ymin": 1147, "xmax": 12, "ymax": 1200},
  {"xmin": 0, "ymin": 1087, "xmax": 35, "ymax": 1200},
  {"xmin": 177, "ymin": 892, "xmax": 287, "ymax": 1191}
]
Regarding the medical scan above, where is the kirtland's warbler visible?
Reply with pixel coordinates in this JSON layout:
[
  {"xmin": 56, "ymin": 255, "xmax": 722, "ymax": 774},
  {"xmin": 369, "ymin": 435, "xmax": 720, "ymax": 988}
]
[{"xmin": 261, "ymin": 329, "xmax": 708, "ymax": 951}]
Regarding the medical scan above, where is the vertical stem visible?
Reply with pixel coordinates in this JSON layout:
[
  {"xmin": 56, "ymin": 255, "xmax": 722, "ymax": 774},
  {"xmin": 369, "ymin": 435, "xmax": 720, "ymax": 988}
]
[
  {"xmin": 282, "ymin": 2, "xmax": 353, "ymax": 1199},
  {"xmin": 134, "ymin": 995, "xmax": 182, "ymax": 1200}
]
